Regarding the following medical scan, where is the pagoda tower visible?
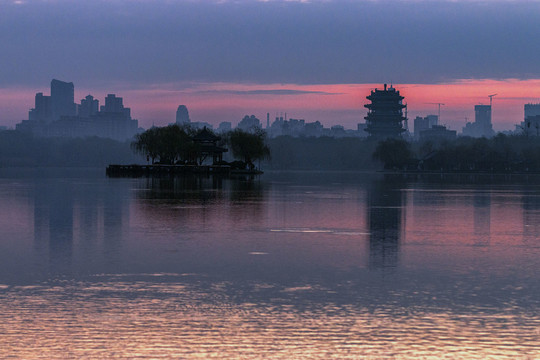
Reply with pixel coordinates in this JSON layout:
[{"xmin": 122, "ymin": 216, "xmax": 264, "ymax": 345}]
[{"xmin": 364, "ymin": 84, "xmax": 407, "ymax": 139}]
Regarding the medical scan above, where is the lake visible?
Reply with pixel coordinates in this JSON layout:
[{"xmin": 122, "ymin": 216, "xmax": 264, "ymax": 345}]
[{"xmin": 0, "ymin": 169, "xmax": 539, "ymax": 359}]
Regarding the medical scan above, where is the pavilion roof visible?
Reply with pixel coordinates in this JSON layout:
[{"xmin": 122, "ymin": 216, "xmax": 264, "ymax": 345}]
[{"xmin": 193, "ymin": 127, "xmax": 220, "ymax": 142}]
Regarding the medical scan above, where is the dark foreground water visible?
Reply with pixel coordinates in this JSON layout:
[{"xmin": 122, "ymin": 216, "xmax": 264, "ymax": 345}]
[{"xmin": 0, "ymin": 168, "xmax": 539, "ymax": 359}]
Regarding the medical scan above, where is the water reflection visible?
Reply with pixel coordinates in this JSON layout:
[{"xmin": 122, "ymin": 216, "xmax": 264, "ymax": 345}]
[
  {"xmin": 522, "ymin": 189, "xmax": 540, "ymax": 242},
  {"xmin": 33, "ymin": 179, "xmax": 74, "ymax": 275},
  {"xmin": 473, "ymin": 191, "xmax": 491, "ymax": 245},
  {"xmin": 367, "ymin": 175, "xmax": 405, "ymax": 270},
  {"xmin": 0, "ymin": 170, "xmax": 540, "ymax": 358},
  {"xmin": 134, "ymin": 175, "xmax": 266, "ymax": 231},
  {"xmin": 29, "ymin": 174, "xmax": 131, "ymax": 278}
]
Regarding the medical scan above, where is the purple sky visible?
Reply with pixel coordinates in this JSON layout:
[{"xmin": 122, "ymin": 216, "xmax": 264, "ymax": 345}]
[{"xmin": 1, "ymin": 0, "xmax": 540, "ymax": 130}]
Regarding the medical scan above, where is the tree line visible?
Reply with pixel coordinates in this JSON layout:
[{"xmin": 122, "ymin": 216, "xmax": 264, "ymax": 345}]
[
  {"xmin": 4, "ymin": 127, "xmax": 540, "ymax": 173},
  {"xmin": 0, "ymin": 130, "xmax": 141, "ymax": 167},
  {"xmin": 132, "ymin": 125, "xmax": 270, "ymax": 170},
  {"xmin": 373, "ymin": 134, "xmax": 540, "ymax": 173}
]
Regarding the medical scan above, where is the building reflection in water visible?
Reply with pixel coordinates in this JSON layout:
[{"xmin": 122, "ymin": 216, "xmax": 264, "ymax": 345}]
[
  {"xmin": 367, "ymin": 175, "xmax": 405, "ymax": 270},
  {"xmin": 33, "ymin": 179, "xmax": 74, "ymax": 275},
  {"xmin": 32, "ymin": 174, "xmax": 130, "ymax": 276},
  {"xmin": 473, "ymin": 190, "xmax": 491, "ymax": 246},
  {"xmin": 521, "ymin": 188, "xmax": 540, "ymax": 242}
]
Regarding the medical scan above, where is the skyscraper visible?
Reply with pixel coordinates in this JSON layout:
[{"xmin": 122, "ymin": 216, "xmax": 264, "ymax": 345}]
[
  {"xmin": 50, "ymin": 79, "xmax": 76, "ymax": 120},
  {"xmin": 462, "ymin": 105, "xmax": 494, "ymax": 138},
  {"xmin": 29, "ymin": 92, "xmax": 52, "ymax": 123},
  {"xmin": 176, "ymin": 105, "xmax": 190, "ymax": 124}
]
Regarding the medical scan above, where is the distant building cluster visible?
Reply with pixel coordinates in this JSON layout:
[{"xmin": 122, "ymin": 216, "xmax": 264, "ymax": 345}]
[
  {"xmin": 413, "ymin": 115, "xmax": 456, "ymax": 142},
  {"xmin": 16, "ymin": 79, "xmax": 139, "ymax": 141},
  {"xmin": 264, "ymin": 114, "xmax": 365, "ymax": 138},
  {"xmin": 462, "ymin": 105, "xmax": 495, "ymax": 138},
  {"xmin": 11, "ymin": 81, "xmax": 540, "ymax": 143},
  {"xmin": 194, "ymin": 111, "xmax": 366, "ymax": 138}
]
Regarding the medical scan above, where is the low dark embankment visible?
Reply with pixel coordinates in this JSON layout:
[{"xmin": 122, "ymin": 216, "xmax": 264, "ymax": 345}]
[
  {"xmin": 264, "ymin": 136, "xmax": 379, "ymax": 170},
  {"xmin": 0, "ymin": 130, "xmax": 142, "ymax": 167},
  {"xmin": 377, "ymin": 134, "xmax": 540, "ymax": 173},
  {"xmin": 4, "ymin": 130, "xmax": 540, "ymax": 173}
]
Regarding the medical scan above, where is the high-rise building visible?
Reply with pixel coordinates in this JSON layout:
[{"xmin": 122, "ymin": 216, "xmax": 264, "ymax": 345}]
[
  {"xmin": 101, "ymin": 94, "xmax": 127, "ymax": 114},
  {"xmin": 475, "ymin": 105, "xmax": 491, "ymax": 128},
  {"xmin": 521, "ymin": 103, "xmax": 540, "ymax": 136},
  {"xmin": 364, "ymin": 84, "xmax": 407, "ymax": 139},
  {"xmin": 176, "ymin": 105, "xmax": 190, "ymax": 124},
  {"xmin": 29, "ymin": 92, "xmax": 53, "ymax": 123},
  {"xmin": 462, "ymin": 105, "xmax": 494, "ymax": 138},
  {"xmin": 413, "ymin": 116, "xmax": 430, "ymax": 140},
  {"xmin": 78, "ymin": 95, "xmax": 99, "ymax": 118},
  {"xmin": 525, "ymin": 103, "xmax": 540, "ymax": 118},
  {"xmin": 237, "ymin": 115, "xmax": 261, "ymax": 132},
  {"xmin": 426, "ymin": 115, "xmax": 438, "ymax": 127},
  {"xmin": 50, "ymin": 79, "xmax": 76, "ymax": 120},
  {"xmin": 27, "ymin": 79, "xmax": 75, "ymax": 123},
  {"xmin": 17, "ymin": 80, "xmax": 139, "ymax": 141}
]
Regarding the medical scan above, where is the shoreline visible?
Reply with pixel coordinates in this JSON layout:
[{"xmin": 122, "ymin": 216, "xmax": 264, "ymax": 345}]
[{"xmin": 106, "ymin": 164, "xmax": 263, "ymax": 177}]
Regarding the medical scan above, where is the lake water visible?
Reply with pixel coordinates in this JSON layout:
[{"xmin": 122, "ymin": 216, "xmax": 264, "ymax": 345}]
[{"xmin": 0, "ymin": 169, "xmax": 539, "ymax": 359}]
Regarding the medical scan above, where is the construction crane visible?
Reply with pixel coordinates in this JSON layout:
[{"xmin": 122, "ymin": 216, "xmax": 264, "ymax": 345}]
[
  {"xmin": 488, "ymin": 94, "xmax": 497, "ymax": 126},
  {"xmin": 425, "ymin": 102, "xmax": 445, "ymax": 123},
  {"xmin": 488, "ymin": 94, "xmax": 497, "ymax": 107}
]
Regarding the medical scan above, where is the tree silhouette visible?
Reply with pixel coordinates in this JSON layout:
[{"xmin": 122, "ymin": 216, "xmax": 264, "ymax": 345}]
[
  {"xmin": 132, "ymin": 124, "xmax": 194, "ymax": 164},
  {"xmin": 372, "ymin": 138, "xmax": 413, "ymax": 170},
  {"xmin": 228, "ymin": 128, "xmax": 270, "ymax": 169}
]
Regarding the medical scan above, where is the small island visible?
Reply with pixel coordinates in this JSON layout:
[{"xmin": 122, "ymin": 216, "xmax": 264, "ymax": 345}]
[{"xmin": 107, "ymin": 125, "xmax": 269, "ymax": 177}]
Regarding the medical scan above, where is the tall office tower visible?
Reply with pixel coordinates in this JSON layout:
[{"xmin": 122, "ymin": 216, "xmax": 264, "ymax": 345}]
[
  {"xmin": 475, "ymin": 105, "xmax": 491, "ymax": 127},
  {"xmin": 364, "ymin": 84, "xmax": 407, "ymax": 139},
  {"xmin": 475, "ymin": 105, "xmax": 493, "ymax": 137},
  {"xmin": 176, "ymin": 105, "xmax": 191, "ymax": 124},
  {"xmin": 50, "ymin": 79, "xmax": 76, "ymax": 120}
]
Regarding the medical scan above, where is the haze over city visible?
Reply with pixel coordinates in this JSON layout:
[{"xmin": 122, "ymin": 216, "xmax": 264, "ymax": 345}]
[{"xmin": 1, "ymin": 0, "xmax": 540, "ymax": 131}]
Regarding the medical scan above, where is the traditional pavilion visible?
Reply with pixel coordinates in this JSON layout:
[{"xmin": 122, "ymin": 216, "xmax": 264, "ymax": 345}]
[
  {"xmin": 364, "ymin": 84, "xmax": 407, "ymax": 139},
  {"xmin": 192, "ymin": 127, "xmax": 228, "ymax": 165}
]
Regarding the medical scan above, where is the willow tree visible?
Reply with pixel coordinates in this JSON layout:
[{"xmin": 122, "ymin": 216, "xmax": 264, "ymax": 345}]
[
  {"xmin": 372, "ymin": 138, "xmax": 413, "ymax": 170},
  {"xmin": 132, "ymin": 124, "xmax": 194, "ymax": 164},
  {"xmin": 228, "ymin": 128, "xmax": 270, "ymax": 169}
]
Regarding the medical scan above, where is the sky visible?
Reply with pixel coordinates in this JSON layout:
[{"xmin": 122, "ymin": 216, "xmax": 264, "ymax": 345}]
[{"xmin": 1, "ymin": 0, "xmax": 540, "ymax": 131}]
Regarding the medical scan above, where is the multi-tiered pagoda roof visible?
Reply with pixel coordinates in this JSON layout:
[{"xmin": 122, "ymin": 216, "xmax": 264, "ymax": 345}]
[{"xmin": 364, "ymin": 84, "xmax": 406, "ymax": 139}]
